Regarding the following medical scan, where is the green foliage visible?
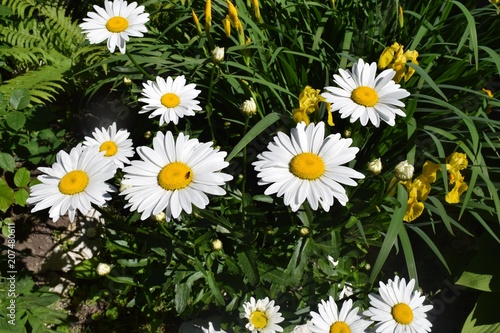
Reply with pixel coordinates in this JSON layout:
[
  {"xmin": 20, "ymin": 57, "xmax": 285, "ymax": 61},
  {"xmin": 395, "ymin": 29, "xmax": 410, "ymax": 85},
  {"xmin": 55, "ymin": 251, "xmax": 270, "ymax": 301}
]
[{"xmin": 0, "ymin": 275, "xmax": 69, "ymax": 332}]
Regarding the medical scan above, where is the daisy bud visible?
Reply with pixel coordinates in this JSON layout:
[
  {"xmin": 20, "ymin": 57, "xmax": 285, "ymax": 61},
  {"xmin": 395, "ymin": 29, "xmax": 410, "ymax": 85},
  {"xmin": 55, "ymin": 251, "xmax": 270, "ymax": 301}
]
[
  {"xmin": 119, "ymin": 180, "xmax": 132, "ymax": 192},
  {"xmin": 211, "ymin": 46, "xmax": 225, "ymax": 63},
  {"xmin": 96, "ymin": 263, "xmax": 111, "ymax": 276},
  {"xmin": 365, "ymin": 263, "xmax": 371, "ymax": 270},
  {"xmin": 212, "ymin": 239, "xmax": 223, "ymax": 251},
  {"xmin": 394, "ymin": 160, "xmax": 414, "ymax": 181},
  {"xmin": 123, "ymin": 77, "xmax": 133, "ymax": 85},
  {"xmin": 367, "ymin": 158, "xmax": 382, "ymax": 175},
  {"xmin": 343, "ymin": 129, "xmax": 351, "ymax": 138},
  {"xmin": 154, "ymin": 211, "xmax": 166, "ymax": 222},
  {"xmin": 299, "ymin": 227, "xmax": 309, "ymax": 236},
  {"xmin": 241, "ymin": 97, "xmax": 257, "ymax": 117},
  {"xmin": 144, "ymin": 131, "xmax": 152, "ymax": 139}
]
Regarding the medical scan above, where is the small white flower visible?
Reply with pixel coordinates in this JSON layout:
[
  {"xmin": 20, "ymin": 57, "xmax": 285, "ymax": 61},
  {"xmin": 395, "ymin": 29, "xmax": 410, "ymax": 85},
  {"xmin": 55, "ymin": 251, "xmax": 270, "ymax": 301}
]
[
  {"xmin": 367, "ymin": 158, "xmax": 383, "ymax": 175},
  {"xmin": 338, "ymin": 284, "xmax": 354, "ymax": 300},
  {"xmin": 79, "ymin": 0, "xmax": 150, "ymax": 54},
  {"xmin": 212, "ymin": 46, "xmax": 225, "ymax": 63},
  {"xmin": 308, "ymin": 297, "xmax": 372, "ymax": 333},
  {"xmin": 363, "ymin": 276, "xmax": 433, "ymax": 333},
  {"xmin": 139, "ymin": 75, "xmax": 202, "ymax": 125},
  {"xmin": 243, "ymin": 297, "xmax": 285, "ymax": 333},
  {"xmin": 327, "ymin": 255, "xmax": 339, "ymax": 268},
  {"xmin": 27, "ymin": 145, "xmax": 117, "ymax": 222},
  {"xmin": 253, "ymin": 122, "xmax": 364, "ymax": 212},
  {"xmin": 83, "ymin": 122, "xmax": 134, "ymax": 168},
  {"xmin": 121, "ymin": 131, "xmax": 232, "ymax": 221},
  {"xmin": 241, "ymin": 97, "xmax": 257, "ymax": 116},
  {"xmin": 322, "ymin": 58, "xmax": 410, "ymax": 127},
  {"xmin": 96, "ymin": 263, "xmax": 111, "ymax": 276},
  {"xmin": 394, "ymin": 160, "xmax": 414, "ymax": 181}
]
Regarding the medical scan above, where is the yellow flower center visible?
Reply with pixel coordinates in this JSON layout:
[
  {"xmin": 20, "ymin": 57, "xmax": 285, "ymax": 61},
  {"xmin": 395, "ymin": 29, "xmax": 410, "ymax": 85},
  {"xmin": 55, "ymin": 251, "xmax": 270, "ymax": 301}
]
[
  {"xmin": 58, "ymin": 170, "xmax": 89, "ymax": 195},
  {"xmin": 289, "ymin": 152, "xmax": 325, "ymax": 180},
  {"xmin": 161, "ymin": 93, "xmax": 181, "ymax": 108},
  {"xmin": 392, "ymin": 303, "xmax": 414, "ymax": 325},
  {"xmin": 99, "ymin": 141, "xmax": 118, "ymax": 157},
  {"xmin": 250, "ymin": 310, "xmax": 268, "ymax": 329},
  {"xmin": 105, "ymin": 16, "xmax": 129, "ymax": 33},
  {"xmin": 351, "ymin": 86, "xmax": 379, "ymax": 107},
  {"xmin": 157, "ymin": 162, "xmax": 193, "ymax": 191},
  {"xmin": 330, "ymin": 322, "xmax": 351, "ymax": 333}
]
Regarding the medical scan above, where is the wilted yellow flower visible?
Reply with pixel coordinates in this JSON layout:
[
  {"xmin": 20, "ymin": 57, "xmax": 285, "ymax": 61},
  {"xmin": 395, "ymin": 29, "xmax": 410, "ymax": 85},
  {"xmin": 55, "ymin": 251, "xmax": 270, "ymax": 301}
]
[
  {"xmin": 482, "ymin": 88, "xmax": 493, "ymax": 98},
  {"xmin": 227, "ymin": 0, "xmax": 239, "ymax": 27},
  {"xmin": 205, "ymin": 0, "xmax": 212, "ymax": 32},
  {"xmin": 402, "ymin": 176, "xmax": 431, "ymax": 222},
  {"xmin": 446, "ymin": 178, "xmax": 469, "ymax": 204},
  {"xmin": 404, "ymin": 193, "xmax": 425, "ymax": 222},
  {"xmin": 378, "ymin": 42, "xmax": 419, "ymax": 83}
]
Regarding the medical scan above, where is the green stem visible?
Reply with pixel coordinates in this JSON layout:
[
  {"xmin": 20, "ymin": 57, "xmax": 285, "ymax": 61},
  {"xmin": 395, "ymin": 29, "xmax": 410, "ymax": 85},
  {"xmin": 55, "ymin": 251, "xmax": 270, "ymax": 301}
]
[
  {"xmin": 126, "ymin": 51, "xmax": 155, "ymax": 80},
  {"xmin": 205, "ymin": 65, "xmax": 217, "ymax": 143},
  {"xmin": 241, "ymin": 116, "xmax": 250, "ymax": 216}
]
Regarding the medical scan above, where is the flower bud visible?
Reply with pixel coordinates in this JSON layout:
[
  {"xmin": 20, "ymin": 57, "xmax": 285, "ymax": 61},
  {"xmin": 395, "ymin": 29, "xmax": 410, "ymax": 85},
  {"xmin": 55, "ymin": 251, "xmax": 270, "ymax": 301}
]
[
  {"xmin": 212, "ymin": 239, "xmax": 223, "ymax": 251},
  {"xmin": 299, "ymin": 227, "xmax": 309, "ymax": 236},
  {"xmin": 367, "ymin": 158, "xmax": 382, "ymax": 175},
  {"xmin": 96, "ymin": 263, "xmax": 111, "ymax": 276},
  {"xmin": 85, "ymin": 227, "xmax": 98, "ymax": 238},
  {"xmin": 154, "ymin": 211, "xmax": 166, "ymax": 222},
  {"xmin": 241, "ymin": 97, "xmax": 257, "ymax": 117},
  {"xmin": 211, "ymin": 46, "xmax": 225, "ymax": 64},
  {"xmin": 144, "ymin": 131, "xmax": 152, "ymax": 139},
  {"xmin": 394, "ymin": 160, "xmax": 414, "ymax": 181},
  {"xmin": 123, "ymin": 77, "xmax": 132, "ymax": 85},
  {"xmin": 119, "ymin": 180, "xmax": 132, "ymax": 192}
]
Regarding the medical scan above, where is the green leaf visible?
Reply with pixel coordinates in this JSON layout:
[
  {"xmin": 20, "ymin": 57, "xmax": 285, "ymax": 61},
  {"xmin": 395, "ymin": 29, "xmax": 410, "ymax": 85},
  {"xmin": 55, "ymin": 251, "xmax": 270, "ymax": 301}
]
[
  {"xmin": 9, "ymin": 89, "xmax": 30, "ymax": 110},
  {"xmin": 226, "ymin": 112, "xmax": 281, "ymax": 162},
  {"xmin": 105, "ymin": 275, "xmax": 139, "ymax": 286},
  {"xmin": 456, "ymin": 254, "xmax": 500, "ymax": 292},
  {"xmin": 206, "ymin": 271, "xmax": 225, "ymax": 306},
  {"xmin": 6, "ymin": 111, "xmax": 26, "ymax": 131},
  {"xmin": 0, "ymin": 5, "xmax": 13, "ymax": 16},
  {"xmin": 369, "ymin": 184, "xmax": 407, "ymax": 285},
  {"xmin": 174, "ymin": 283, "xmax": 190, "ymax": 313},
  {"xmin": 0, "ymin": 152, "xmax": 16, "ymax": 172},
  {"xmin": 14, "ymin": 167, "xmax": 30, "ymax": 187},
  {"xmin": 237, "ymin": 250, "xmax": 260, "ymax": 286},
  {"xmin": 0, "ymin": 184, "xmax": 15, "ymax": 212},
  {"xmin": 461, "ymin": 293, "xmax": 500, "ymax": 333},
  {"xmin": 14, "ymin": 189, "xmax": 29, "ymax": 206}
]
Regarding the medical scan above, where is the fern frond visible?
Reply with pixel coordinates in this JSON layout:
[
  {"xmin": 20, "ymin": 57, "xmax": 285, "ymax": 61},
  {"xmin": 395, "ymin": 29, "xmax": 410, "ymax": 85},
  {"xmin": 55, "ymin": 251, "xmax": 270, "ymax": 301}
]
[
  {"xmin": 0, "ymin": 46, "xmax": 48, "ymax": 67},
  {"xmin": 0, "ymin": 51, "xmax": 71, "ymax": 105},
  {"xmin": 41, "ymin": 6, "xmax": 85, "ymax": 53},
  {"xmin": 0, "ymin": 0, "xmax": 37, "ymax": 18},
  {"xmin": 0, "ymin": 20, "xmax": 46, "ymax": 49}
]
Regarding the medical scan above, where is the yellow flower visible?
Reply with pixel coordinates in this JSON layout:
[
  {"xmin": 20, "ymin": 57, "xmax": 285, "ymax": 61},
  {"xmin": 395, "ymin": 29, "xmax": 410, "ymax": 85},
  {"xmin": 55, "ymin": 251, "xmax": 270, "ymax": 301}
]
[
  {"xmin": 251, "ymin": 0, "xmax": 261, "ymax": 23},
  {"xmin": 192, "ymin": 10, "xmax": 202, "ymax": 34},
  {"xmin": 404, "ymin": 195, "xmax": 425, "ymax": 222},
  {"xmin": 445, "ymin": 179, "xmax": 469, "ymax": 204},
  {"xmin": 326, "ymin": 103, "xmax": 335, "ymax": 126},
  {"xmin": 445, "ymin": 152, "xmax": 468, "ymax": 203},
  {"xmin": 227, "ymin": 0, "xmax": 240, "ymax": 28},
  {"xmin": 378, "ymin": 42, "xmax": 401, "ymax": 69},
  {"xmin": 378, "ymin": 42, "xmax": 419, "ymax": 83},
  {"xmin": 292, "ymin": 86, "xmax": 326, "ymax": 124},
  {"xmin": 420, "ymin": 160, "xmax": 441, "ymax": 183}
]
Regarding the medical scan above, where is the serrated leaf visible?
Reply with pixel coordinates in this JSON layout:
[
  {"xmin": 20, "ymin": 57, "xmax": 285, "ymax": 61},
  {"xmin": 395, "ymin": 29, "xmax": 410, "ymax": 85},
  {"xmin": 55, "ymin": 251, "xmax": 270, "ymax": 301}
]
[
  {"xmin": 0, "ymin": 152, "xmax": 16, "ymax": 172},
  {"xmin": 14, "ymin": 167, "xmax": 30, "ymax": 187},
  {"xmin": 6, "ymin": 111, "xmax": 26, "ymax": 131},
  {"xmin": 9, "ymin": 89, "xmax": 30, "ymax": 110},
  {"xmin": 237, "ymin": 250, "xmax": 260, "ymax": 286},
  {"xmin": 456, "ymin": 253, "xmax": 500, "ymax": 292},
  {"xmin": 461, "ymin": 293, "xmax": 500, "ymax": 333},
  {"xmin": 0, "ymin": 184, "xmax": 15, "ymax": 212}
]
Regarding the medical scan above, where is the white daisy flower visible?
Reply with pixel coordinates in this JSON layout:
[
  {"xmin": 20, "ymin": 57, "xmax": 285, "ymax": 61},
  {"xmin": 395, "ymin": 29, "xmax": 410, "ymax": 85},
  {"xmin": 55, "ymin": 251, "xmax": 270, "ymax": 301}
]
[
  {"xmin": 83, "ymin": 122, "xmax": 134, "ymax": 168},
  {"xmin": 27, "ymin": 145, "xmax": 117, "ymax": 222},
  {"xmin": 253, "ymin": 122, "xmax": 364, "ymax": 212},
  {"xmin": 243, "ymin": 297, "xmax": 285, "ymax": 333},
  {"xmin": 138, "ymin": 75, "xmax": 202, "ymax": 126},
  {"xmin": 308, "ymin": 297, "xmax": 372, "ymax": 333},
  {"xmin": 79, "ymin": 0, "xmax": 149, "ymax": 54},
  {"xmin": 363, "ymin": 276, "xmax": 433, "ymax": 333},
  {"xmin": 120, "ymin": 131, "xmax": 232, "ymax": 221},
  {"xmin": 322, "ymin": 58, "xmax": 410, "ymax": 127}
]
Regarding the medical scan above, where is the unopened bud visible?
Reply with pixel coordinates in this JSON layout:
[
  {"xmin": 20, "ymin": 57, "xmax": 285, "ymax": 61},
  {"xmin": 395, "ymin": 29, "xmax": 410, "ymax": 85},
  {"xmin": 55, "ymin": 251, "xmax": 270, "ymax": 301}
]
[
  {"xmin": 154, "ymin": 211, "xmax": 166, "ymax": 222},
  {"xmin": 119, "ymin": 181, "xmax": 132, "ymax": 192},
  {"xmin": 96, "ymin": 263, "xmax": 111, "ymax": 276},
  {"xmin": 144, "ymin": 131, "xmax": 152, "ymax": 139},
  {"xmin": 212, "ymin": 239, "xmax": 223, "ymax": 251},
  {"xmin": 394, "ymin": 160, "xmax": 414, "ymax": 181},
  {"xmin": 86, "ymin": 227, "xmax": 98, "ymax": 238},
  {"xmin": 123, "ymin": 77, "xmax": 132, "ymax": 85},
  {"xmin": 367, "ymin": 158, "xmax": 382, "ymax": 175},
  {"xmin": 211, "ymin": 46, "xmax": 225, "ymax": 63},
  {"xmin": 299, "ymin": 227, "xmax": 309, "ymax": 236},
  {"xmin": 343, "ymin": 129, "xmax": 351, "ymax": 138},
  {"xmin": 241, "ymin": 97, "xmax": 257, "ymax": 117}
]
